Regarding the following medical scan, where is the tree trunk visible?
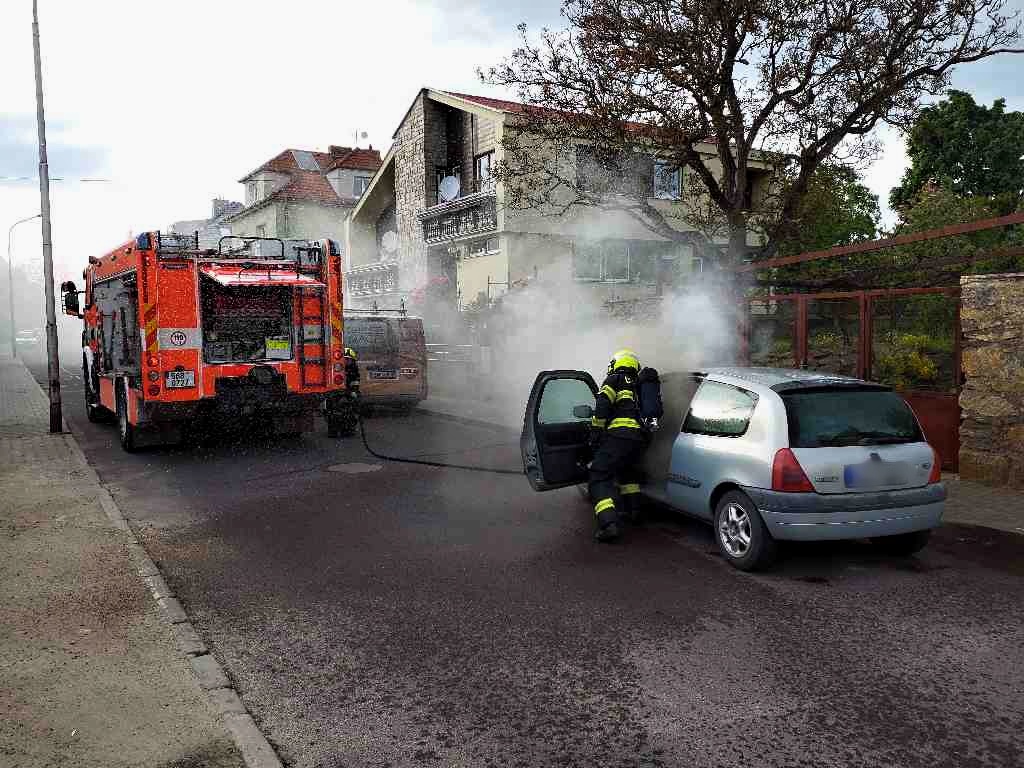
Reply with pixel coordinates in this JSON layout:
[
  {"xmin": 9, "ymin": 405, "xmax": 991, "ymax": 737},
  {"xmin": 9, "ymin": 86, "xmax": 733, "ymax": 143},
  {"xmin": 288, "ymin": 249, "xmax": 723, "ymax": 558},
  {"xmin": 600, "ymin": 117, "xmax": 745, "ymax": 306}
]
[{"xmin": 726, "ymin": 212, "xmax": 749, "ymax": 267}]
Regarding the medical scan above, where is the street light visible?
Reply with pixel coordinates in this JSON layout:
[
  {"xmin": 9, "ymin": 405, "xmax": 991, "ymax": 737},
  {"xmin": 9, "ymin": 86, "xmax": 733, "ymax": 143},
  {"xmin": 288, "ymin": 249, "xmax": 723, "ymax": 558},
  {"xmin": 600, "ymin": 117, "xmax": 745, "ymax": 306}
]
[{"xmin": 7, "ymin": 214, "xmax": 41, "ymax": 359}]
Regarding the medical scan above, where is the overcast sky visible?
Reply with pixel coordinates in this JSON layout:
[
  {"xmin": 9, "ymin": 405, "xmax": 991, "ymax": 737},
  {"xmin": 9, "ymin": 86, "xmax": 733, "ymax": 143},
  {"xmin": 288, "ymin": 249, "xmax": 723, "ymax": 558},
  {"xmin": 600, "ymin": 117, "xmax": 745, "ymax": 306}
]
[{"xmin": 1, "ymin": 0, "xmax": 1022, "ymax": 287}]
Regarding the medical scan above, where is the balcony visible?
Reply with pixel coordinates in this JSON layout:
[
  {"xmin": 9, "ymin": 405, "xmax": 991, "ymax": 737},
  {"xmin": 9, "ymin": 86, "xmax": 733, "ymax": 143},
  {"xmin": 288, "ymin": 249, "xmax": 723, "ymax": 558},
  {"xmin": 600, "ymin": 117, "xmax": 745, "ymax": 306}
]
[
  {"xmin": 417, "ymin": 191, "xmax": 497, "ymax": 244},
  {"xmin": 344, "ymin": 262, "xmax": 398, "ymax": 297}
]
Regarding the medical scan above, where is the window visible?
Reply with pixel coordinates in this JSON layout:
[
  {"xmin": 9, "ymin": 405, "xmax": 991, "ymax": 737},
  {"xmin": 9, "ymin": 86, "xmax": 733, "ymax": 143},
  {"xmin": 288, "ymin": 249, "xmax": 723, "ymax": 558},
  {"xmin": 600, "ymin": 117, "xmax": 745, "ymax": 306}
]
[
  {"xmin": 467, "ymin": 236, "xmax": 500, "ymax": 258},
  {"xmin": 538, "ymin": 378, "xmax": 594, "ymax": 425},
  {"xmin": 573, "ymin": 240, "xmax": 658, "ymax": 283},
  {"xmin": 654, "ymin": 161, "xmax": 681, "ymax": 200},
  {"xmin": 354, "ymin": 176, "xmax": 372, "ymax": 197},
  {"xmin": 683, "ymin": 381, "xmax": 758, "ymax": 437},
  {"xmin": 246, "ymin": 181, "xmax": 257, "ymax": 205},
  {"xmin": 475, "ymin": 151, "xmax": 495, "ymax": 192},
  {"xmin": 781, "ymin": 387, "xmax": 923, "ymax": 448},
  {"xmin": 255, "ymin": 225, "xmax": 266, "ymax": 237}
]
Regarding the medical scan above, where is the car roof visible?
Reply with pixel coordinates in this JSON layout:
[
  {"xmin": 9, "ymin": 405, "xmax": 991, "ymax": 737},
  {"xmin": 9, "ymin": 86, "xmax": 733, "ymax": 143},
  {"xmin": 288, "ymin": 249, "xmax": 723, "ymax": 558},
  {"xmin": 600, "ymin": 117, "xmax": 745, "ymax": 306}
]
[{"xmin": 698, "ymin": 366, "xmax": 876, "ymax": 393}]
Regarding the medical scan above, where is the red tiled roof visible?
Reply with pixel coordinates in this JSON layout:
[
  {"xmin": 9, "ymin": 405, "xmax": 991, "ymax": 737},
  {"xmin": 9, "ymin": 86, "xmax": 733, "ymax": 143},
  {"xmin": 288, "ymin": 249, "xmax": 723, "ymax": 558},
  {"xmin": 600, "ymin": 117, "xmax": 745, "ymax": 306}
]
[
  {"xmin": 438, "ymin": 90, "xmax": 717, "ymax": 144},
  {"xmin": 326, "ymin": 147, "xmax": 382, "ymax": 172},
  {"xmin": 441, "ymin": 91, "xmax": 532, "ymax": 114},
  {"xmin": 268, "ymin": 171, "xmax": 358, "ymax": 207},
  {"xmin": 236, "ymin": 145, "xmax": 381, "ymax": 209}
]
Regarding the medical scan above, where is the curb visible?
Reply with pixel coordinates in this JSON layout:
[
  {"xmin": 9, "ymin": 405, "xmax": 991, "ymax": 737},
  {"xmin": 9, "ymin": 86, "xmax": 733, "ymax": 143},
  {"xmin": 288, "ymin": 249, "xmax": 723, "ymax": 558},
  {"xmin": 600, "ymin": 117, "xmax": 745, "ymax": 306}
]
[
  {"xmin": 418, "ymin": 402, "xmax": 517, "ymax": 433},
  {"xmin": 26, "ymin": 365, "xmax": 284, "ymax": 768}
]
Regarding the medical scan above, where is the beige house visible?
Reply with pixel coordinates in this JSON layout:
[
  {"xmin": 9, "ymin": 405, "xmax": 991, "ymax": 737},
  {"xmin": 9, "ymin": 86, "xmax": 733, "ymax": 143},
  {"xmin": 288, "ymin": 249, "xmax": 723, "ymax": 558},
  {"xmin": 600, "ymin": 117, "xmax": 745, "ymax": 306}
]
[
  {"xmin": 345, "ymin": 88, "xmax": 773, "ymax": 313},
  {"xmin": 226, "ymin": 146, "xmax": 382, "ymax": 245}
]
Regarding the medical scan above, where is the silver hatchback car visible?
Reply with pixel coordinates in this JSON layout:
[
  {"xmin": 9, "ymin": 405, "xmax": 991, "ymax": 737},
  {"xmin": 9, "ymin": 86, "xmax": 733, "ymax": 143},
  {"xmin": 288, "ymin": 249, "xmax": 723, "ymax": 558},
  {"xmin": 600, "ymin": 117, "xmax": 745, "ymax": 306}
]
[{"xmin": 521, "ymin": 367, "xmax": 945, "ymax": 570}]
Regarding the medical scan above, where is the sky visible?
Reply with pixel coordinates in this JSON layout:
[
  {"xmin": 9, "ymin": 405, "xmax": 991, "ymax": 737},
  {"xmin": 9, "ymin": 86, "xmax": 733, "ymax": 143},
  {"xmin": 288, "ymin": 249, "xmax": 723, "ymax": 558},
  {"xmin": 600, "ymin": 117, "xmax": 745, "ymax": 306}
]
[{"xmin": 1, "ymin": 0, "xmax": 1022, "ymax": 288}]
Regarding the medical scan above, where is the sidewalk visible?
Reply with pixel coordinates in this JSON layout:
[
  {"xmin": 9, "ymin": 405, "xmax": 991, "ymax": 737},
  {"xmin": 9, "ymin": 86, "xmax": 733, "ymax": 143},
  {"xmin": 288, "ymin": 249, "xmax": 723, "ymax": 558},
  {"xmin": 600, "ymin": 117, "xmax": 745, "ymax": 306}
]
[
  {"xmin": 421, "ymin": 392, "xmax": 1024, "ymax": 536},
  {"xmin": 0, "ymin": 358, "xmax": 247, "ymax": 768}
]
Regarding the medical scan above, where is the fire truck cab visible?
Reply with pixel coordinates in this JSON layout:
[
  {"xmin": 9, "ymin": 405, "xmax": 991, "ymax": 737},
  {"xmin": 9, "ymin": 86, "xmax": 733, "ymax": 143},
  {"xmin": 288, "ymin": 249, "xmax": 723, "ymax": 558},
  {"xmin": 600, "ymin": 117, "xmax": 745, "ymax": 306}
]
[{"xmin": 62, "ymin": 232, "xmax": 348, "ymax": 450}]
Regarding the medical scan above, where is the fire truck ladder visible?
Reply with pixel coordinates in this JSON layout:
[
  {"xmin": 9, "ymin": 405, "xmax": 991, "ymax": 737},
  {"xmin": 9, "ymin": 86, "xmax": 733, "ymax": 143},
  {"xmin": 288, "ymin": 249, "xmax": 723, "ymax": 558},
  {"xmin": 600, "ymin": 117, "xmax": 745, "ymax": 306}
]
[{"xmin": 297, "ymin": 284, "xmax": 329, "ymax": 388}]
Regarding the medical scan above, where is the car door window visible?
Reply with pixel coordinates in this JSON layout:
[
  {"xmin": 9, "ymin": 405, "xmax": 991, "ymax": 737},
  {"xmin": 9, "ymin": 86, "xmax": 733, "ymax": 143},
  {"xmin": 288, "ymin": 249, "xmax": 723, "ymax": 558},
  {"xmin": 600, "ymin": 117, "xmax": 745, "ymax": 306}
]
[
  {"xmin": 538, "ymin": 378, "xmax": 594, "ymax": 424},
  {"xmin": 683, "ymin": 380, "xmax": 758, "ymax": 437}
]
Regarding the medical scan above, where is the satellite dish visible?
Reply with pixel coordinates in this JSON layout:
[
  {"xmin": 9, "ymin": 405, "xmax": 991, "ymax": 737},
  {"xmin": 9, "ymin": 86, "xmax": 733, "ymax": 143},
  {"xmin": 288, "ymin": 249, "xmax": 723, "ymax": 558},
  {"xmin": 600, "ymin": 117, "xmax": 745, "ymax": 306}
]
[
  {"xmin": 438, "ymin": 175, "xmax": 461, "ymax": 203},
  {"xmin": 381, "ymin": 231, "xmax": 398, "ymax": 254}
]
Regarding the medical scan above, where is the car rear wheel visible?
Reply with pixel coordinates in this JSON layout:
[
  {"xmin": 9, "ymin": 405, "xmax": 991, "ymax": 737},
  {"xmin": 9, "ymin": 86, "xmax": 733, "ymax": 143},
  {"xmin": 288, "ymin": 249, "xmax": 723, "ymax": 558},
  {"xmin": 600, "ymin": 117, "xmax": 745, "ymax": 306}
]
[
  {"xmin": 714, "ymin": 490, "xmax": 778, "ymax": 571},
  {"xmin": 870, "ymin": 529, "xmax": 931, "ymax": 556}
]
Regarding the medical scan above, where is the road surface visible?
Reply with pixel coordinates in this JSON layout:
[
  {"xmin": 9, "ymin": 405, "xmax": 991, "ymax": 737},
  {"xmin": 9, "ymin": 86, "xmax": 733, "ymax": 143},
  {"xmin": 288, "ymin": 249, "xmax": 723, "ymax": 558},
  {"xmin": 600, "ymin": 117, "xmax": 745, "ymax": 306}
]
[{"xmin": 31, "ymin": 358, "xmax": 1024, "ymax": 768}]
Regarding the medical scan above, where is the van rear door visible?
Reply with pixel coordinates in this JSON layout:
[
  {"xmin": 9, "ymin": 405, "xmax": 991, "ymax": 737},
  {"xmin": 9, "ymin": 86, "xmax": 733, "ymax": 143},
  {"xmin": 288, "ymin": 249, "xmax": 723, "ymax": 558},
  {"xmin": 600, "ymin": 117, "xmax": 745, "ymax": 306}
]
[{"xmin": 522, "ymin": 371, "xmax": 597, "ymax": 491}]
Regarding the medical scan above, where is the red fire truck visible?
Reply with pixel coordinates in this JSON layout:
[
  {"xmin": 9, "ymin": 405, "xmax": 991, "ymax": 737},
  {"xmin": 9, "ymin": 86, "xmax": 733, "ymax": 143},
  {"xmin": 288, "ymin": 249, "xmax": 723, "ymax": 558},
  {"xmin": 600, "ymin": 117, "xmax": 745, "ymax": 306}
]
[{"xmin": 61, "ymin": 232, "xmax": 351, "ymax": 450}]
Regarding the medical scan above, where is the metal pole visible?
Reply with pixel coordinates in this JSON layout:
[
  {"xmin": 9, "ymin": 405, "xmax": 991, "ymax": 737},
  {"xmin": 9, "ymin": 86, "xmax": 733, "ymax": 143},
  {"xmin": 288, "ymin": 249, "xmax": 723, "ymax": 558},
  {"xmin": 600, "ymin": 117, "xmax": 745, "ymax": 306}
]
[
  {"xmin": 32, "ymin": 0, "xmax": 62, "ymax": 433},
  {"xmin": 7, "ymin": 214, "xmax": 41, "ymax": 358}
]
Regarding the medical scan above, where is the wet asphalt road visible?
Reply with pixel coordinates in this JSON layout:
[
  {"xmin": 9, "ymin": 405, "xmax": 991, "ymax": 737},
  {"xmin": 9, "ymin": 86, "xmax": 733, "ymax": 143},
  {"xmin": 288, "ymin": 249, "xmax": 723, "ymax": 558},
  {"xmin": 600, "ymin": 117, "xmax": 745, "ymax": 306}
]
[{"xmin": 31, "ymin": 359, "xmax": 1024, "ymax": 768}]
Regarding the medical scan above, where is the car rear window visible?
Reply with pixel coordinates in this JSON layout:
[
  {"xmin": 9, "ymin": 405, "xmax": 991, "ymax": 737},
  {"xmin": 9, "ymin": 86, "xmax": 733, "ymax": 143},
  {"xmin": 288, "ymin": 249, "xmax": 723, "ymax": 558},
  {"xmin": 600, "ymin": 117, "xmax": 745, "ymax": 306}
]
[{"xmin": 782, "ymin": 387, "xmax": 924, "ymax": 448}]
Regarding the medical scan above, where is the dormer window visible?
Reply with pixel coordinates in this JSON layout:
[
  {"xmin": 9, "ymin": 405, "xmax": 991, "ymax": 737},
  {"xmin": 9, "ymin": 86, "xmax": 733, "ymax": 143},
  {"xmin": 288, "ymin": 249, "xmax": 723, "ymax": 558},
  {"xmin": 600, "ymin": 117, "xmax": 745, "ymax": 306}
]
[{"xmin": 246, "ymin": 181, "xmax": 258, "ymax": 205}]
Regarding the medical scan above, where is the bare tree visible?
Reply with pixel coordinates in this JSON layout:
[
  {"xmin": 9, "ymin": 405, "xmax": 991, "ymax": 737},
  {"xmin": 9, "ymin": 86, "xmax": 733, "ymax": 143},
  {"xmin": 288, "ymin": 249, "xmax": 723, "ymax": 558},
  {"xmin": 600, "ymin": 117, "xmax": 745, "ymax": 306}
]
[{"xmin": 482, "ymin": 0, "xmax": 1022, "ymax": 264}]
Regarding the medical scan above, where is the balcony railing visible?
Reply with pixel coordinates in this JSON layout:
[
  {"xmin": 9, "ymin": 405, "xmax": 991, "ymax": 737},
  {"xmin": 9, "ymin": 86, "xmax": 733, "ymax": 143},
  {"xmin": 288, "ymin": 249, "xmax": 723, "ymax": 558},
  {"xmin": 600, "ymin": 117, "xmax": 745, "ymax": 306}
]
[
  {"xmin": 344, "ymin": 262, "xmax": 399, "ymax": 297},
  {"xmin": 417, "ymin": 191, "xmax": 497, "ymax": 244}
]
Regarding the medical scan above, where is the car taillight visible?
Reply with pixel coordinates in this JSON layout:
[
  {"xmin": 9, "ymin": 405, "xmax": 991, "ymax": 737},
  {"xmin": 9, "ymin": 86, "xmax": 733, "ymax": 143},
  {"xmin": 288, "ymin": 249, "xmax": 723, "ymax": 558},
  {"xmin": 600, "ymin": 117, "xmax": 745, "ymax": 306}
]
[
  {"xmin": 146, "ymin": 354, "xmax": 158, "ymax": 367},
  {"xmin": 333, "ymin": 374, "xmax": 344, "ymax": 385},
  {"xmin": 147, "ymin": 384, "xmax": 161, "ymax": 397},
  {"xmin": 147, "ymin": 370, "xmax": 160, "ymax": 382},
  {"xmin": 333, "ymin": 349, "xmax": 342, "ymax": 360},
  {"xmin": 772, "ymin": 448, "xmax": 814, "ymax": 493},
  {"xmin": 928, "ymin": 446, "xmax": 942, "ymax": 484}
]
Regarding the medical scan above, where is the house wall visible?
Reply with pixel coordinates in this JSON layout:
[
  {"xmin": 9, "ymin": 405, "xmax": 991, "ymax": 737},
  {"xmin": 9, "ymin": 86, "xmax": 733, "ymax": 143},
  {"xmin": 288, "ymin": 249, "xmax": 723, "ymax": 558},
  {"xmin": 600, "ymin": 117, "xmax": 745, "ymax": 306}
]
[
  {"xmin": 279, "ymin": 200, "xmax": 348, "ymax": 241},
  {"xmin": 227, "ymin": 204, "xmax": 280, "ymax": 237},
  {"xmin": 959, "ymin": 272, "xmax": 1024, "ymax": 488},
  {"xmin": 327, "ymin": 167, "xmax": 375, "ymax": 200},
  {"xmin": 394, "ymin": 92, "xmax": 430, "ymax": 293}
]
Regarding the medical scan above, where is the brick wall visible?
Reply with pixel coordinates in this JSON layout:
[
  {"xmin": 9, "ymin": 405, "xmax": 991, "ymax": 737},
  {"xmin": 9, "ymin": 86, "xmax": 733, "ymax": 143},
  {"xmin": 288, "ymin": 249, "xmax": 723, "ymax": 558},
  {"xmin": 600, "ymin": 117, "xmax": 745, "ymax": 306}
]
[{"xmin": 959, "ymin": 272, "xmax": 1024, "ymax": 487}]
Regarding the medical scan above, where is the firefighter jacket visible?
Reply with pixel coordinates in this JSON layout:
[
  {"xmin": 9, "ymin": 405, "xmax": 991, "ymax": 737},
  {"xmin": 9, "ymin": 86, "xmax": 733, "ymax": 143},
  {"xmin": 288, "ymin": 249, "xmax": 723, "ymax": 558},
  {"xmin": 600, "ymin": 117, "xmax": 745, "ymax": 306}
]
[{"xmin": 592, "ymin": 369, "xmax": 645, "ymax": 441}]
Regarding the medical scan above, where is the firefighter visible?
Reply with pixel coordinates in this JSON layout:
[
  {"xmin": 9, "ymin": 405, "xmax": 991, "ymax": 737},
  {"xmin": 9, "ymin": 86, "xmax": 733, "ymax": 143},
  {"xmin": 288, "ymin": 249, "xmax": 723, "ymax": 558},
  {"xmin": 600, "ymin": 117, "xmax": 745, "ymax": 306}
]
[
  {"xmin": 343, "ymin": 347, "xmax": 360, "ymax": 397},
  {"xmin": 589, "ymin": 348, "xmax": 648, "ymax": 542},
  {"xmin": 327, "ymin": 348, "xmax": 361, "ymax": 438}
]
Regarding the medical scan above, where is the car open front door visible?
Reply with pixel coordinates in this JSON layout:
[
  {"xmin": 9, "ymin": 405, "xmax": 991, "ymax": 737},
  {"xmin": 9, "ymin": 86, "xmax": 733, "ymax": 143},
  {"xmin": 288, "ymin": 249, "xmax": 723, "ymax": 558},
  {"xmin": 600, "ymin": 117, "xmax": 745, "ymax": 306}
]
[{"xmin": 522, "ymin": 370, "xmax": 597, "ymax": 491}]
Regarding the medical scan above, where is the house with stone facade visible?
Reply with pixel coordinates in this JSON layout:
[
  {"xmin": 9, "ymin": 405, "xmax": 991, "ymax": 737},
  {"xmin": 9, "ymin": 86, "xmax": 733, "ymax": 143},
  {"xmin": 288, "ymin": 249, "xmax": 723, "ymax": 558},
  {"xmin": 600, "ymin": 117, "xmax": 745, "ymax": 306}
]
[
  {"xmin": 345, "ymin": 88, "xmax": 774, "ymax": 317},
  {"xmin": 225, "ymin": 145, "xmax": 382, "ymax": 245}
]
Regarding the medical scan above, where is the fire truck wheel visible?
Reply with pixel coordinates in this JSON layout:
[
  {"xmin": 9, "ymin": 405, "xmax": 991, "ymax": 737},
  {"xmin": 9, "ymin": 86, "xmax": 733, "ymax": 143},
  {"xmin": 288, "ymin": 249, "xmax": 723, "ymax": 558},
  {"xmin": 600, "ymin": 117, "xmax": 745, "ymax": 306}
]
[
  {"xmin": 116, "ymin": 382, "xmax": 138, "ymax": 452},
  {"xmin": 83, "ymin": 354, "xmax": 107, "ymax": 423}
]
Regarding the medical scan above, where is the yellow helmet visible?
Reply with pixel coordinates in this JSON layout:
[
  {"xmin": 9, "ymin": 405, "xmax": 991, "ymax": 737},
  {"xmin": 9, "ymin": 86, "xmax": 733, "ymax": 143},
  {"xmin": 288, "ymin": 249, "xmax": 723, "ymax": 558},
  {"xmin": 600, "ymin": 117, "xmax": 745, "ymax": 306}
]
[
  {"xmin": 344, "ymin": 347, "xmax": 357, "ymax": 360},
  {"xmin": 608, "ymin": 348, "xmax": 639, "ymax": 373}
]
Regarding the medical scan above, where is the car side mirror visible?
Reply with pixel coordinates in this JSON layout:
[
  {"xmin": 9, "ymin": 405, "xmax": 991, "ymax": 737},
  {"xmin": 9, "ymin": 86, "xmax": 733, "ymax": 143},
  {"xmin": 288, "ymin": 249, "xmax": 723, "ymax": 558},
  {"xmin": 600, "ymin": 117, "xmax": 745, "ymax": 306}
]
[
  {"xmin": 60, "ymin": 281, "xmax": 82, "ymax": 317},
  {"xmin": 573, "ymin": 404, "xmax": 594, "ymax": 419}
]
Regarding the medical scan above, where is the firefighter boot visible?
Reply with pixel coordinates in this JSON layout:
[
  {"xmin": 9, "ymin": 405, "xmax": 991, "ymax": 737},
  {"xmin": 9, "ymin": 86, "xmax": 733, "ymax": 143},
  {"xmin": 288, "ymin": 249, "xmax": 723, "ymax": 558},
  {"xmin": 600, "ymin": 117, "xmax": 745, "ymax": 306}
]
[
  {"xmin": 621, "ymin": 487, "xmax": 644, "ymax": 526},
  {"xmin": 593, "ymin": 498, "xmax": 621, "ymax": 542}
]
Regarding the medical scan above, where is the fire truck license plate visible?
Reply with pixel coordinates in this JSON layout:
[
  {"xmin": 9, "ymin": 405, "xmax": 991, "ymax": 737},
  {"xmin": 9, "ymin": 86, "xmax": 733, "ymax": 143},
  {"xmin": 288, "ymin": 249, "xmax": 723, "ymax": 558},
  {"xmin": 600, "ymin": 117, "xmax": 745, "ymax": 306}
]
[
  {"xmin": 369, "ymin": 368, "xmax": 398, "ymax": 380},
  {"xmin": 165, "ymin": 370, "xmax": 196, "ymax": 388}
]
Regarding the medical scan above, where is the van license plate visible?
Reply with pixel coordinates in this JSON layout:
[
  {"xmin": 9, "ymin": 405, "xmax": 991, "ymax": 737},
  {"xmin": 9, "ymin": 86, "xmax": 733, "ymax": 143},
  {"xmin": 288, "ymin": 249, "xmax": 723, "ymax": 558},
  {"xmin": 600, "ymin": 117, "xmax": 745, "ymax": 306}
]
[{"xmin": 165, "ymin": 370, "xmax": 196, "ymax": 388}]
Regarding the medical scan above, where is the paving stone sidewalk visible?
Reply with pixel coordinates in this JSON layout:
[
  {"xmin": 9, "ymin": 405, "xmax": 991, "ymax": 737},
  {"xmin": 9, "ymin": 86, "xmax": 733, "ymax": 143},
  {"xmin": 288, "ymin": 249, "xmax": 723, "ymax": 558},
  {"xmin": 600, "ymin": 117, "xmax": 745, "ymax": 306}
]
[
  {"xmin": 0, "ymin": 357, "xmax": 245, "ymax": 768},
  {"xmin": 420, "ymin": 393, "xmax": 1024, "ymax": 535}
]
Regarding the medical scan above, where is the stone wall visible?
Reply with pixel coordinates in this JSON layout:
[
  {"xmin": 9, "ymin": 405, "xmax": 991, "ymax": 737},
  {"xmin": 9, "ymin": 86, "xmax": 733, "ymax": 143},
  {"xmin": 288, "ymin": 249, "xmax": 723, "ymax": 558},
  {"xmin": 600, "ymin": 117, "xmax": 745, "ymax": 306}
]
[
  {"xmin": 959, "ymin": 273, "xmax": 1024, "ymax": 487},
  {"xmin": 394, "ymin": 93, "xmax": 429, "ymax": 294}
]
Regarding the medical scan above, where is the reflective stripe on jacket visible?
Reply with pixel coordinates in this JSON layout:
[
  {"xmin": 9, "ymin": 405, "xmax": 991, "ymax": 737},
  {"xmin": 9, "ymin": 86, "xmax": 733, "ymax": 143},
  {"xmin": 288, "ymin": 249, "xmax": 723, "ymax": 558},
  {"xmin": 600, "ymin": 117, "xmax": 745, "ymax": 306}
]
[{"xmin": 593, "ymin": 370, "xmax": 643, "ymax": 438}]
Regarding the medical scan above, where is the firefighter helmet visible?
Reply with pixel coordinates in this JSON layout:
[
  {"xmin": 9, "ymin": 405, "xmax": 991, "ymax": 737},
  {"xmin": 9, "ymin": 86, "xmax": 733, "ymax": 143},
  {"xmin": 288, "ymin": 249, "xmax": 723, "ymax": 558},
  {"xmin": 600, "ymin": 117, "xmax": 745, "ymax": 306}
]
[
  {"xmin": 344, "ymin": 347, "xmax": 357, "ymax": 360},
  {"xmin": 608, "ymin": 348, "xmax": 640, "ymax": 373}
]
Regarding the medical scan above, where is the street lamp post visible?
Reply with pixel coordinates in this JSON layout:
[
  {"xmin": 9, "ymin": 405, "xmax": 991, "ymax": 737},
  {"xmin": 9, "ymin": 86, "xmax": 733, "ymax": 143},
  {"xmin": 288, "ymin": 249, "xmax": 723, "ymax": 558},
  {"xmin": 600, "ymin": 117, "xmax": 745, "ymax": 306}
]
[
  {"xmin": 7, "ymin": 214, "xmax": 41, "ymax": 358},
  {"xmin": 32, "ymin": 0, "xmax": 63, "ymax": 433}
]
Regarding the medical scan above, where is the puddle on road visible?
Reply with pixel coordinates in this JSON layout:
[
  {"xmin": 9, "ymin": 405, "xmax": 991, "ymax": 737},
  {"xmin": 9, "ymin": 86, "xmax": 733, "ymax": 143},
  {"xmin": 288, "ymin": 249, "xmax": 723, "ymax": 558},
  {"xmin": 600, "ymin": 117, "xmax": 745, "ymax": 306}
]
[{"xmin": 326, "ymin": 462, "xmax": 384, "ymax": 474}]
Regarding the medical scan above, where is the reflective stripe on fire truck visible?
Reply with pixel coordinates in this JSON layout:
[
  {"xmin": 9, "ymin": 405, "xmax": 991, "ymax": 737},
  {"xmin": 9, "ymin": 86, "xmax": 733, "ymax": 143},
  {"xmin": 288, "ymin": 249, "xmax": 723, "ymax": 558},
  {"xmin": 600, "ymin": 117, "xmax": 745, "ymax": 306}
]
[
  {"xmin": 331, "ymin": 313, "xmax": 342, "ymax": 348},
  {"xmin": 143, "ymin": 303, "xmax": 158, "ymax": 353}
]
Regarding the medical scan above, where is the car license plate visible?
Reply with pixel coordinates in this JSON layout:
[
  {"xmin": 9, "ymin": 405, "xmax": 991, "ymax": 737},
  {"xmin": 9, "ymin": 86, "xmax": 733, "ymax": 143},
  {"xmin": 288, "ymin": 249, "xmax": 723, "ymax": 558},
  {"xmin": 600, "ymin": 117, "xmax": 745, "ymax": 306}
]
[
  {"xmin": 369, "ymin": 368, "xmax": 397, "ymax": 380},
  {"xmin": 165, "ymin": 370, "xmax": 196, "ymax": 388},
  {"xmin": 844, "ymin": 462, "xmax": 908, "ymax": 488}
]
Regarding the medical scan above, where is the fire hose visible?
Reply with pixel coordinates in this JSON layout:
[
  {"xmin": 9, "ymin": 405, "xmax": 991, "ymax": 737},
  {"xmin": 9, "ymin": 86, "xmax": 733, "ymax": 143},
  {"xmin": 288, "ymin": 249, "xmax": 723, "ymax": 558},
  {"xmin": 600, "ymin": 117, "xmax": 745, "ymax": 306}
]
[{"xmin": 358, "ymin": 415, "xmax": 525, "ymax": 476}]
